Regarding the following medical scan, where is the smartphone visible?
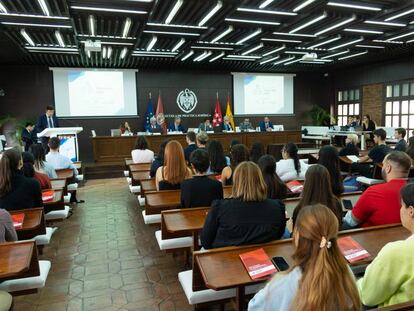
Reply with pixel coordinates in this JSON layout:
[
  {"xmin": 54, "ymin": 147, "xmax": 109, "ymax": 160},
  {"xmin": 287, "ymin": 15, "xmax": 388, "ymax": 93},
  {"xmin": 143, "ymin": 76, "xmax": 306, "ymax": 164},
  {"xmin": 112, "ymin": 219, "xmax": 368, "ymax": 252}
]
[
  {"xmin": 342, "ymin": 199, "xmax": 353, "ymax": 210},
  {"xmin": 271, "ymin": 257, "xmax": 289, "ymax": 272}
]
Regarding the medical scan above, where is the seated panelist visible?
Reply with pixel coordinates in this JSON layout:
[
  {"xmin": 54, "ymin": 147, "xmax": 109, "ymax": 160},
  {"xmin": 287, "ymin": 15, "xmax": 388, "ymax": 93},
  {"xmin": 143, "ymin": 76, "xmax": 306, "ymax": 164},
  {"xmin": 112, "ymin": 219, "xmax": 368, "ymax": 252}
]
[
  {"xmin": 198, "ymin": 119, "xmax": 213, "ymax": 132},
  {"xmin": 145, "ymin": 117, "xmax": 161, "ymax": 133},
  {"xmin": 222, "ymin": 116, "xmax": 233, "ymax": 131},
  {"xmin": 168, "ymin": 116, "xmax": 186, "ymax": 133},
  {"xmin": 259, "ymin": 117, "xmax": 274, "ymax": 132},
  {"xmin": 239, "ymin": 118, "xmax": 254, "ymax": 131}
]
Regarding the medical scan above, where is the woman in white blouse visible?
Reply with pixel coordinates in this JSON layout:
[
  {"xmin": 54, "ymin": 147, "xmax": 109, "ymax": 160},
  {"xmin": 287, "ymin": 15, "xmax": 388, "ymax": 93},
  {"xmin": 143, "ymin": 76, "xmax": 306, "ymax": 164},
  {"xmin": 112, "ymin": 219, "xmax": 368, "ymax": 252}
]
[
  {"xmin": 276, "ymin": 143, "xmax": 308, "ymax": 182},
  {"xmin": 131, "ymin": 136, "xmax": 154, "ymax": 163}
]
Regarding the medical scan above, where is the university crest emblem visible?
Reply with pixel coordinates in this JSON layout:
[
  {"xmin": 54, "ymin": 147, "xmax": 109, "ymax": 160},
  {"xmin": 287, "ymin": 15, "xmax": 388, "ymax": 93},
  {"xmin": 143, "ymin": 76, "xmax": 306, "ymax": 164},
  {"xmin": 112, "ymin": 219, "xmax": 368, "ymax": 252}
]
[{"xmin": 177, "ymin": 88, "xmax": 198, "ymax": 113}]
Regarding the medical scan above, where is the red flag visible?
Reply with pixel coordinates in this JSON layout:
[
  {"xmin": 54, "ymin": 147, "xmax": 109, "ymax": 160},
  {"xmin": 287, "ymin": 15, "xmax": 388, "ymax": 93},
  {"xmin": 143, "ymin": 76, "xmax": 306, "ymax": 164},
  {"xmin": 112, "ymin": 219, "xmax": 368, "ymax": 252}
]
[
  {"xmin": 156, "ymin": 93, "xmax": 167, "ymax": 134},
  {"xmin": 212, "ymin": 94, "xmax": 223, "ymax": 127}
]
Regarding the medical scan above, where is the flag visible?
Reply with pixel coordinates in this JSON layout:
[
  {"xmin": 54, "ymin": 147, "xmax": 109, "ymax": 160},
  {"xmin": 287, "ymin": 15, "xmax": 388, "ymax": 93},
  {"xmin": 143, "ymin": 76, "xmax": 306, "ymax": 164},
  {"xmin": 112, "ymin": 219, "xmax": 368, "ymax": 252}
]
[
  {"xmin": 156, "ymin": 92, "xmax": 167, "ymax": 134},
  {"xmin": 225, "ymin": 95, "xmax": 235, "ymax": 129},
  {"xmin": 144, "ymin": 93, "xmax": 154, "ymax": 130},
  {"xmin": 212, "ymin": 94, "xmax": 223, "ymax": 127}
]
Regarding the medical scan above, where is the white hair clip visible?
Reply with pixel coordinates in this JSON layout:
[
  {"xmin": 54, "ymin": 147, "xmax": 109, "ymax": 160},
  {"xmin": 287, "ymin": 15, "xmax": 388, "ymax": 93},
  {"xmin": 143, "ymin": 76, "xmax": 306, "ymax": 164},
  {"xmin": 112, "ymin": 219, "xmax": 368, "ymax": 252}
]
[{"xmin": 320, "ymin": 236, "xmax": 332, "ymax": 249}]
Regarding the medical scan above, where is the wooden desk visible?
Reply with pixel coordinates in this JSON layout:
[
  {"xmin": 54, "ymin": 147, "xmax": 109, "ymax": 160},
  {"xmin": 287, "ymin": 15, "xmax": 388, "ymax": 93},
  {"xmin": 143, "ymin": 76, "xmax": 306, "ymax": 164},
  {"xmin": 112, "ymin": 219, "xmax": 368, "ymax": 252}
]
[
  {"xmin": 50, "ymin": 178, "xmax": 67, "ymax": 195},
  {"xmin": 10, "ymin": 208, "xmax": 46, "ymax": 240},
  {"xmin": 43, "ymin": 189, "xmax": 64, "ymax": 213},
  {"xmin": 55, "ymin": 169, "xmax": 74, "ymax": 180},
  {"xmin": 131, "ymin": 171, "xmax": 151, "ymax": 186},
  {"xmin": 92, "ymin": 131, "xmax": 302, "ymax": 163},
  {"xmin": 129, "ymin": 163, "xmax": 152, "ymax": 172},
  {"xmin": 0, "ymin": 241, "xmax": 40, "ymax": 282},
  {"xmin": 194, "ymin": 224, "xmax": 409, "ymax": 311},
  {"xmin": 141, "ymin": 179, "xmax": 156, "ymax": 195}
]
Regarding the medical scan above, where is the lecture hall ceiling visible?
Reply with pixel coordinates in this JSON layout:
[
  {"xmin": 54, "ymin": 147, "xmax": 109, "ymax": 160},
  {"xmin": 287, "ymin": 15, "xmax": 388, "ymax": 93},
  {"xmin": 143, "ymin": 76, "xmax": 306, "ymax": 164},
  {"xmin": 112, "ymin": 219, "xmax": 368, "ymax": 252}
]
[{"xmin": 0, "ymin": 0, "xmax": 413, "ymax": 72}]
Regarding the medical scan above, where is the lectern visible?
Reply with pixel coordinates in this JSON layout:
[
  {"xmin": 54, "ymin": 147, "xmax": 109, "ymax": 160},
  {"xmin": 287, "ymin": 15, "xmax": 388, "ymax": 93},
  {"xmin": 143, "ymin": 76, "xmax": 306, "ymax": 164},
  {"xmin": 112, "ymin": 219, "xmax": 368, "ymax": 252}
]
[{"xmin": 37, "ymin": 127, "xmax": 83, "ymax": 161}]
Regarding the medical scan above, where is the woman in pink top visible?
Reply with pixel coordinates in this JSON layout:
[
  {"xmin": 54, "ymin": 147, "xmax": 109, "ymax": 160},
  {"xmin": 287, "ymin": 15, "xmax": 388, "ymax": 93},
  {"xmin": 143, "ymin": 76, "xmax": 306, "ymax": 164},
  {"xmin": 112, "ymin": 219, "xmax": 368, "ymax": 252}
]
[{"xmin": 131, "ymin": 136, "xmax": 154, "ymax": 164}]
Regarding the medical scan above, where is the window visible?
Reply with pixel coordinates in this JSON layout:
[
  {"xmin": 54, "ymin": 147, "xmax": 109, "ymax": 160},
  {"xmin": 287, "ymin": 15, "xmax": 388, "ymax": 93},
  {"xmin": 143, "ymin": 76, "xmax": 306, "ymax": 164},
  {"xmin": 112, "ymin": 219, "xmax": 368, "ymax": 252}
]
[
  {"xmin": 384, "ymin": 81, "xmax": 414, "ymax": 137},
  {"xmin": 337, "ymin": 88, "xmax": 360, "ymax": 126}
]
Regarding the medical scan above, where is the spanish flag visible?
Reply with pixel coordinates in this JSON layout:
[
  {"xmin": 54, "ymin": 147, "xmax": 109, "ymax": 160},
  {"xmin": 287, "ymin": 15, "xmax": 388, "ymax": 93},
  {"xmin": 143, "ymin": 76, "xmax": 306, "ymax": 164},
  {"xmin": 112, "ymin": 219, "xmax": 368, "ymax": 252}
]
[{"xmin": 225, "ymin": 95, "xmax": 235, "ymax": 129}]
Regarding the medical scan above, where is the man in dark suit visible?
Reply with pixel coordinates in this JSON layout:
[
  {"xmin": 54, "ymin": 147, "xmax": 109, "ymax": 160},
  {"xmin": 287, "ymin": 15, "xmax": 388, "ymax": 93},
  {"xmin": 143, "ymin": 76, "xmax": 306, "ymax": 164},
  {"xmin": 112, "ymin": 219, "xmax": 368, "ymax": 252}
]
[
  {"xmin": 168, "ymin": 116, "xmax": 186, "ymax": 133},
  {"xmin": 145, "ymin": 117, "xmax": 161, "ymax": 133},
  {"xmin": 36, "ymin": 105, "xmax": 59, "ymax": 150},
  {"xmin": 21, "ymin": 122, "xmax": 36, "ymax": 151},
  {"xmin": 184, "ymin": 131, "xmax": 198, "ymax": 161},
  {"xmin": 394, "ymin": 128, "xmax": 407, "ymax": 152},
  {"xmin": 259, "ymin": 116, "xmax": 274, "ymax": 132},
  {"xmin": 198, "ymin": 119, "xmax": 213, "ymax": 132}
]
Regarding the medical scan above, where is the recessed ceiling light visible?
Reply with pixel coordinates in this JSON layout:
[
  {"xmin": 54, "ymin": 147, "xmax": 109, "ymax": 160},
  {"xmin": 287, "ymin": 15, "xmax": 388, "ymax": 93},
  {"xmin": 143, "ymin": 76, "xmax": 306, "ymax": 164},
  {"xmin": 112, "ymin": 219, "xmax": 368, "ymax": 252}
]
[
  {"xmin": 242, "ymin": 43, "xmax": 263, "ymax": 55},
  {"xmin": 38, "ymin": 0, "xmax": 50, "ymax": 16},
  {"xmin": 146, "ymin": 36, "xmax": 157, "ymax": 51},
  {"xmin": 385, "ymin": 8, "xmax": 414, "ymax": 21},
  {"xmin": 181, "ymin": 50, "xmax": 194, "ymax": 61},
  {"xmin": 344, "ymin": 28, "xmax": 383, "ymax": 34},
  {"xmin": 314, "ymin": 15, "xmax": 355, "ymax": 36},
  {"xmin": 122, "ymin": 18, "xmax": 132, "ymax": 38},
  {"xmin": 225, "ymin": 18, "xmax": 280, "ymax": 26},
  {"xmin": 1, "ymin": 21, "xmax": 71, "ymax": 28},
  {"xmin": 328, "ymin": 37, "xmax": 363, "ymax": 50},
  {"xmin": 262, "ymin": 45, "xmax": 285, "ymax": 57},
  {"xmin": 236, "ymin": 29, "xmax": 262, "ymax": 45},
  {"xmin": 209, "ymin": 52, "xmax": 225, "ymax": 62},
  {"xmin": 364, "ymin": 20, "xmax": 406, "ymax": 27},
  {"xmin": 55, "ymin": 30, "xmax": 65, "ymax": 47},
  {"xmin": 272, "ymin": 32, "xmax": 315, "ymax": 37},
  {"xmin": 259, "ymin": 0, "xmax": 274, "ymax": 9},
  {"xmin": 237, "ymin": 8, "xmax": 297, "ymax": 16},
  {"xmin": 260, "ymin": 55, "xmax": 280, "ymax": 64},
  {"xmin": 199, "ymin": 1, "xmax": 222, "ymax": 26},
  {"xmin": 143, "ymin": 30, "xmax": 200, "ymax": 36},
  {"xmin": 146, "ymin": 22, "xmax": 207, "ymax": 29},
  {"xmin": 20, "ymin": 29, "xmax": 35, "ymax": 46},
  {"xmin": 172, "ymin": 38, "xmax": 185, "ymax": 52},
  {"xmin": 211, "ymin": 26, "xmax": 233, "ymax": 43},
  {"xmin": 293, "ymin": 0, "xmax": 316, "ymax": 12},
  {"xmin": 309, "ymin": 36, "xmax": 341, "ymax": 48},
  {"xmin": 70, "ymin": 6, "xmax": 147, "ymax": 14},
  {"xmin": 327, "ymin": 1, "xmax": 381, "ymax": 11},
  {"xmin": 165, "ymin": 0, "xmax": 183, "ymax": 24},
  {"xmin": 290, "ymin": 12, "xmax": 326, "ymax": 33},
  {"xmin": 120, "ymin": 47, "xmax": 128, "ymax": 59},
  {"xmin": 321, "ymin": 50, "xmax": 349, "ymax": 59},
  {"xmin": 338, "ymin": 50, "xmax": 368, "ymax": 60},
  {"xmin": 262, "ymin": 38, "xmax": 302, "ymax": 43},
  {"xmin": 355, "ymin": 44, "xmax": 384, "ymax": 49}
]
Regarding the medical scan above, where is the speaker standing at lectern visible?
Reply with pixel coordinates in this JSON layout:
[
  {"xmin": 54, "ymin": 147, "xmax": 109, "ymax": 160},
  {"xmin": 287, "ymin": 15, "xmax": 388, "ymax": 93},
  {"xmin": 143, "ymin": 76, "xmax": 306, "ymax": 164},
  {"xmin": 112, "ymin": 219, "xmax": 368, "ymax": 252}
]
[{"xmin": 36, "ymin": 105, "xmax": 60, "ymax": 148}]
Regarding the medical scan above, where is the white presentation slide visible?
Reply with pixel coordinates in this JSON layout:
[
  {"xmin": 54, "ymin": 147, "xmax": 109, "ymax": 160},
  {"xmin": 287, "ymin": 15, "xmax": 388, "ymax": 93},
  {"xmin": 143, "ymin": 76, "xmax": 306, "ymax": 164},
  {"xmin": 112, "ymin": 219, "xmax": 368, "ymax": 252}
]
[
  {"xmin": 232, "ymin": 72, "xmax": 295, "ymax": 115},
  {"xmin": 51, "ymin": 68, "xmax": 138, "ymax": 117}
]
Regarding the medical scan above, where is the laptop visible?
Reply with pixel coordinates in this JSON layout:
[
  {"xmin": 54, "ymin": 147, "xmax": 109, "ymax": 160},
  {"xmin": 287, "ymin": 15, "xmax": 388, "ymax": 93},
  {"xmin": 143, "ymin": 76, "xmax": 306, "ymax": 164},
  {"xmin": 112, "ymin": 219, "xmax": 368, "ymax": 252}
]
[
  {"xmin": 213, "ymin": 126, "xmax": 222, "ymax": 133},
  {"xmin": 111, "ymin": 129, "xmax": 121, "ymax": 137}
]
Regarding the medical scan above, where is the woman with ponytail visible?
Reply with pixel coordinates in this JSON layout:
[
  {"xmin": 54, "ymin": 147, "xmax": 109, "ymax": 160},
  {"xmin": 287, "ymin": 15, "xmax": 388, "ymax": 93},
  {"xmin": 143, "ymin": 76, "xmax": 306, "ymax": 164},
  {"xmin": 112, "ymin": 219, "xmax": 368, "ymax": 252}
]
[
  {"xmin": 276, "ymin": 143, "xmax": 308, "ymax": 182},
  {"xmin": 0, "ymin": 148, "xmax": 43, "ymax": 211},
  {"xmin": 248, "ymin": 204, "xmax": 360, "ymax": 311}
]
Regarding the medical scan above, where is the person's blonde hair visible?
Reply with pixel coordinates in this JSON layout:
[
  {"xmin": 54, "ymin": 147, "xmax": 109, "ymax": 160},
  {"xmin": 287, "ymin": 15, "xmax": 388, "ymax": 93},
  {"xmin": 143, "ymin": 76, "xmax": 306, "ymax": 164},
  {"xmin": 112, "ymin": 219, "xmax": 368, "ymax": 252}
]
[
  {"xmin": 163, "ymin": 140, "xmax": 189, "ymax": 184},
  {"xmin": 347, "ymin": 134, "xmax": 358, "ymax": 145},
  {"xmin": 290, "ymin": 204, "xmax": 360, "ymax": 311},
  {"xmin": 231, "ymin": 161, "xmax": 267, "ymax": 202}
]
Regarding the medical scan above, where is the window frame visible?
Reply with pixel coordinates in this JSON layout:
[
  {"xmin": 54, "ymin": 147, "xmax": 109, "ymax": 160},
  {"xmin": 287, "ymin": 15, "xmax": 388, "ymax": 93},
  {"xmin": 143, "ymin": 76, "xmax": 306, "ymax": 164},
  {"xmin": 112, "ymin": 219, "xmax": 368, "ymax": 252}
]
[{"xmin": 336, "ymin": 88, "xmax": 361, "ymax": 127}]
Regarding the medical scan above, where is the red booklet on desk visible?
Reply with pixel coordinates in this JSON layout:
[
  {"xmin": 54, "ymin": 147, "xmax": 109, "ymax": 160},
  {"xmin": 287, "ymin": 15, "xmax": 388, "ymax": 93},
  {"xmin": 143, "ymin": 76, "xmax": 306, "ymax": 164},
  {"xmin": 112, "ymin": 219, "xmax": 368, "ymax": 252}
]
[
  {"xmin": 286, "ymin": 180, "xmax": 303, "ymax": 193},
  {"xmin": 42, "ymin": 190, "xmax": 55, "ymax": 202},
  {"xmin": 338, "ymin": 236, "xmax": 370, "ymax": 263},
  {"xmin": 11, "ymin": 213, "xmax": 25, "ymax": 229},
  {"xmin": 239, "ymin": 248, "xmax": 277, "ymax": 280}
]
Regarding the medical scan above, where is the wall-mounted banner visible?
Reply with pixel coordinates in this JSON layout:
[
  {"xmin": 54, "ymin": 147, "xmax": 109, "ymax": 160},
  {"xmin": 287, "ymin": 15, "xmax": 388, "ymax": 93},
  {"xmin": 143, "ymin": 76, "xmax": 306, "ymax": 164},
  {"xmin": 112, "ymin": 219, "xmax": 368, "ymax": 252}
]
[{"xmin": 177, "ymin": 88, "xmax": 198, "ymax": 113}]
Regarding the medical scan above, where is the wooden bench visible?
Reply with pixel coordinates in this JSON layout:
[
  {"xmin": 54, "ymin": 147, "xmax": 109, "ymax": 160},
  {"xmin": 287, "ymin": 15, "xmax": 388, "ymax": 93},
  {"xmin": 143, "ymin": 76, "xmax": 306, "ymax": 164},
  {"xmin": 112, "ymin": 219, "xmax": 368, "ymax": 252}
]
[
  {"xmin": 129, "ymin": 162, "xmax": 152, "ymax": 173},
  {"xmin": 131, "ymin": 171, "xmax": 151, "ymax": 187},
  {"xmin": 55, "ymin": 168, "xmax": 74, "ymax": 180},
  {"xmin": 372, "ymin": 300, "xmax": 414, "ymax": 311},
  {"xmin": 10, "ymin": 208, "xmax": 46, "ymax": 240},
  {"xmin": 42, "ymin": 189, "xmax": 64, "ymax": 213}
]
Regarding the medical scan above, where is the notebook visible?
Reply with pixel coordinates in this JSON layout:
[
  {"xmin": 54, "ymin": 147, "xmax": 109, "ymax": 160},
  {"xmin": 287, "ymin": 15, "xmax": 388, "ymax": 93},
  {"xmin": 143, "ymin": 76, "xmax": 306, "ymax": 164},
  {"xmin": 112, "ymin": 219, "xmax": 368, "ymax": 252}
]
[
  {"xmin": 11, "ymin": 213, "xmax": 25, "ymax": 229},
  {"xmin": 286, "ymin": 180, "xmax": 304, "ymax": 193},
  {"xmin": 42, "ymin": 190, "xmax": 55, "ymax": 202},
  {"xmin": 239, "ymin": 248, "xmax": 277, "ymax": 280},
  {"xmin": 346, "ymin": 155, "xmax": 359, "ymax": 163},
  {"xmin": 337, "ymin": 236, "xmax": 370, "ymax": 263}
]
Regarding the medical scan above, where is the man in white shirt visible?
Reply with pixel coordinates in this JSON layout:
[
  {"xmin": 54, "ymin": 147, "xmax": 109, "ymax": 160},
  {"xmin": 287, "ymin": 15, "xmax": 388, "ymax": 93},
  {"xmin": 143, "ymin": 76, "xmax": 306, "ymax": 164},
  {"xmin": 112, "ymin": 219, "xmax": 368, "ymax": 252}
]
[{"xmin": 46, "ymin": 137, "xmax": 78, "ymax": 176}]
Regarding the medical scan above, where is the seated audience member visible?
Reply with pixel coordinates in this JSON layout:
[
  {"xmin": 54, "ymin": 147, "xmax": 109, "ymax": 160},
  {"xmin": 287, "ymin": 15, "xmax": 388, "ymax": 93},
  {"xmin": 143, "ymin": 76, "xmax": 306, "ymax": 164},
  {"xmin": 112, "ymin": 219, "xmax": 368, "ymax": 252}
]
[
  {"xmin": 155, "ymin": 140, "xmax": 192, "ymax": 190},
  {"xmin": 248, "ymin": 204, "xmax": 360, "ymax": 311},
  {"xmin": 21, "ymin": 122, "xmax": 36, "ymax": 151},
  {"xmin": 258, "ymin": 155, "xmax": 287, "ymax": 200},
  {"xmin": 347, "ymin": 116, "xmax": 358, "ymax": 128},
  {"xmin": 22, "ymin": 152, "xmax": 51, "ymax": 189},
  {"xmin": 221, "ymin": 144, "xmax": 249, "ymax": 185},
  {"xmin": 201, "ymin": 161, "xmax": 286, "ymax": 249},
  {"xmin": 344, "ymin": 151, "xmax": 411, "ymax": 228},
  {"xmin": 357, "ymin": 183, "xmax": 414, "ymax": 308},
  {"xmin": 181, "ymin": 149, "xmax": 223, "ymax": 208},
  {"xmin": 120, "ymin": 121, "xmax": 132, "ymax": 135},
  {"xmin": 339, "ymin": 134, "xmax": 359, "ymax": 156},
  {"xmin": 30, "ymin": 144, "xmax": 57, "ymax": 179},
  {"xmin": 276, "ymin": 143, "xmax": 309, "ymax": 182},
  {"xmin": 318, "ymin": 145, "xmax": 344, "ymax": 196},
  {"xmin": 362, "ymin": 114, "xmax": 376, "ymax": 132},
  {"xmin": 168, "ymin": 116, "xmax": 186, "ymax": 133},
  {"xmin": 351, "ymin": 128, "xmax": 391, "ymax": 178},
  {"xmin": 222, "ymin": 116, "xmax": 233, "ymax": 131},
  {"xmin": 198, "ymin": 119, "xmax": 213, "ymax": 132},
  {"xmin": 0, "ymin": 208, "xmax": 17, "ymax": 243},
  {"xmin": 145, "ymin": 117, "xmax": 161, "ymax": 133},
  {"xmin": 196, "ymin": 131, "xmax": 208, "ymax": 149},
  {"xmin": 239, "ymin": 118, "xmax": 254, "ymax": 131},
  {"xmin": 292, "ymin": 164, "xmax": 342, "ymax": 229},
  {"xmin": 131, "ymin": 136, "xmax": 154, "ymax": 164},
  {"xmin": 249, "ymin": 141, "xmax": 265, "ymax": 164},
  {"xmin": 0, "ymin": 291, "xmax": 13, "ymax": 311},
  {"xmin": 184, "ymin": 131, "xmax": 198, "ymax": 162},
  {"xmin": 229, "ymin": 139, "xmax": 240, "ymax": 151},
  {"xmin": 46, "ymin": 137, "xmax": 78, "ymax": 176},
  {"xmin": 406, "ymin": 136, "xmax": 414, "ymax": 160},
  {"xmin": 207, "ymin": 140, "xmax": 229, "ymax": 174},
  {"xmin": 394, "ymin": 127, "xmax": 407, "ymax": 151},
  {"xmin": 259, "ymin": 116, "xmax": 273, "ymax": 132},
  {"xmin": 0, "ymin": 148, "xmax": 42, "ymax": 211},
  {"xmin": 150, "ymin": 139, "xmax": 169, "ymax": 178}
]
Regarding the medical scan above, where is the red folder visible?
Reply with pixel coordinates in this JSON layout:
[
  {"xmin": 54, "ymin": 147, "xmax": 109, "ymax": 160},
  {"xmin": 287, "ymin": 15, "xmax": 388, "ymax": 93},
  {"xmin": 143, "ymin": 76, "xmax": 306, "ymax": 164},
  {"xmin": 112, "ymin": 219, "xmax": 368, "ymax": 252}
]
[
  {"xmin": 239, "ymin": 248, "xmax": 277, "ymax": 280},
  {"xmin": 11, "ymin": 213, "xmax": 25, "ymax": 229},
  {"xmin": 286, "ymin": 180, "xmax": 303, "ymax": 193},
  {"xmin": 42, "ymin": 190, "xmax": 55, "ymax": 202},
  {"xmin": 337, "ymin": 236, "xmax": 371, "ymax": 263}
]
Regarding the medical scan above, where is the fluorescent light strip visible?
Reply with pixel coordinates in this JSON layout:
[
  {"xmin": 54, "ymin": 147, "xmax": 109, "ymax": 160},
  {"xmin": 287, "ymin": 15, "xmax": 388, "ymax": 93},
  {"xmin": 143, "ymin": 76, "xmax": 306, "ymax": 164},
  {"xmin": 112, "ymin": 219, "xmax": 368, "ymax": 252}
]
[
  {"xmin": 407, "ymin": 38, "xmax": 414, "ymax": 43},
  {"xmin": 133, "ymin": 51, "xmax": 177, "ymax": 55},
  {"xmin": 302, "ymin": 59, "xmax": 333, "ymax": 62},
  {"xmin": 273, "ymin": 57, "xmax": 294, "ymax": 65},
  {"xmin": 285, "ymin": 51, "xmax": 307, "ymax": 54},
  {"xmin": 211, "ymin": 26, "xmax": 233, "ymax": 43},
  {"xmin": 172, "ymin": 38, "xmax": 185, "ymax": 52},
  {"xmin": 120, "ymin": 47, "xmax": 128, "ymax": 59},
  {"xmin": 26, "ymin": 46, "xmax": 78, "ymax": 51},
  {"xmin": 355, "ymin": 44, "xmax": 384, "ymax": 49},
  {"xmin": 227, "ymin": 55, "xmax": 262, "ymax": 59},
  {"xmin": 181, "ymin": 50, "xmax": 194, "ymax": 61},
  {"xmin": 236, "ymin": 29, "xmax": 262, "ymax": 45},
  {"xmin": 191, "ymin": 46, "xmax": 233, "ymax": 50},
  {"xmin": 338, "ymin": 50, "xmax": 368, "ymax": 60},
  {"xmin": 143, "ymin": 30, "xmax": 199, "ymax": 36},
  {"xmin": 314, "ymin": 15, "xmax": 355, "ymax": 36},
  {"xmin": 146, "ymin": 36, "xmax": 157, "ymax": 51},
  {"xmin": 132, "ymin": 53, "xmax": 176, "ymax": 57},
  {"xmin": 71, "ymin": 6, "xmax": 146, "ymax": 14},
  {"xmin": 222, "ymin": 57, "xmax": 255, "ymax": 61},
  {"xmin": 38, "ymin": 0, "xmax": 50, "ymax": 16},
  {"xmin": 146, "ymin": 22, "xmax": 207, "ymax": 29},
  {"xmin": 198, "ymin": 51, "xmax": 212, "ymax": 62},
  {"xmin": 89, "ymin": 15, "xmax": 95, "ymax": 36},
  {"xmin": 87, "ymin": 50, "xmax": 91, "ymax": 58},
  {"xmin": 122, "ymin": 18, "xmax": 131, "ymax": 38},
  {"xmin": 321, "ymin": 49, "xmax": 349, "ymax": 59},
  {"xmin": 386, "ymin": 31, "xmax": 414, "ymax": 42},
  {"xmin": 194, "ymin": 51, "xmax": 212, "ymax": 62},
  {"xmin": 29, "ymin": 50, "xmax": 78, "ymax": 54},
  {"xmin": 165, "ymin": 0, "xmax": 183, "ymax": 24},
  {"xmin": 301, "ymin": 61, "xmax": 325, "ymax": 64},
  {"xmin": 1, "ymin": 22, "xmax": 71, "ymax": 28},
  {"xmin": 20, "ymin": 29, "xmax": 35, "ymax": 46},
  {"xmin": 309, "ymin": 36, "xmax": 341, "ymax": 48},
  {"xmin": 344, "ymin": 28, "xmax": 383, "ymax": 34},
  {"xmin": 55, "ymin": 30, "xmax": 64, "ymax": 47},
  {"xmin": 78, "ymin": 34, "xmax": 136, "ymax": 39},
  {"xmin": 373, "ymin": 39, "xmax": 403, "ymax": 44},
  {"xmin": 199, "ymin": 1, "xmax": 222, "ymax": 26},
  {"xmin": 385, "ymin": 8, "xmax": 414, "ymax": 21},
  {"xmin": 209, "ymin": 52, "xmax": 225, "ymax": 62},
  {"xmin": 260, "ymin": 55, "xmax": 279, "ymax": 64},
  {"xmin": 80, "ymin": 40, "xmax": 134, "ymax": 46},
  {"xmin": 0, "ymin": 12, "xmax": 69, "ymax": 19},
  {"xmin": 0, "ymin": 1, "xmax": 8, "ymax": 13},
  {"xmin": 328, "ymin": 37, "xmax": 363, "ymax": 50},
  {"xmin": 364, "ymin": 20, "xmax": 406, "ymax": 27},
  {"xmin": 284, "ymin": 58, "xmax": 302, "ymax": 65},
  {"xmin": 290, "ymin": 13, "xmax": 326, "ymax": 33},
  {"xmin": 293, "ymin": 0, "xmax": 316, "ymax": 12},
  {"xmin": 237, "ymin": 8, "xmax": 296, "ymax": 16},
  {"xmin": 262, "ymin": 45, "xmax": 285, "ymax": 56},
  {"xmin": 102, "ymin": 47, "xmax": 107, "ymax": 58},
  {"xmin": 198, "ymin": 40, "xmax": 239, "ymax": 45},
  {"xmin": 262, "ymin": 38, "xmax": 302, "ymax": 43},
  {"xmin": 225, "ymin": 18, "xmax": 280, "ymax": 26},
  {"xmin": 259, "ymin": 0, "xmax": 274, "ymax": 9},
  {"xmin": 327, "ymin": 1, "xmax": 381, "ymax": 11},
  {"xmin": 107, "ymin": 47, "xmax": 112, "ymax": 58},
  {"xmin": 242, "ymin": 43, "xmax": 263, "ymax": 55},
  {"xmin": 272, "ymin": 32, "xmax": 315, "ymax": 37}
]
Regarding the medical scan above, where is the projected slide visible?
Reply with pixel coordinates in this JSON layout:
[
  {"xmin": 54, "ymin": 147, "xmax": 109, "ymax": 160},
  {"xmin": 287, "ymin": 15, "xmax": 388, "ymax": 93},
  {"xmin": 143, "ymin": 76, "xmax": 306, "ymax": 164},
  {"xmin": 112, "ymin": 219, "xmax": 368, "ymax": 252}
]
[{"xmin": 68, "ymin": 71, "xmax": 124, "ymax": 116}]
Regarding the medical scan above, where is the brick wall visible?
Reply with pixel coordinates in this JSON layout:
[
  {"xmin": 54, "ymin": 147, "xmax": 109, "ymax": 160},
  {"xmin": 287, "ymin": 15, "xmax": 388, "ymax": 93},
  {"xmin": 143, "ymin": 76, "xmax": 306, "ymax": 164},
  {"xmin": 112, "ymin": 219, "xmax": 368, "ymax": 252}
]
[{"xmin": 362, "ymin": 83, "xmax": 383, "ymax": 126}]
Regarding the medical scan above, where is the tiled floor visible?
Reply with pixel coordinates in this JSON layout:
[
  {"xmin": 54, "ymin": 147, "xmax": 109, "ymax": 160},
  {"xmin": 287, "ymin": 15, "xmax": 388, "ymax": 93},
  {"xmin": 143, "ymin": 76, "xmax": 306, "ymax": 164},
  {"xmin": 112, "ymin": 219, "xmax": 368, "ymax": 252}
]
[{"xmin": 13, "ymin": 178, "xmax": 193, "ymax": 311}]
